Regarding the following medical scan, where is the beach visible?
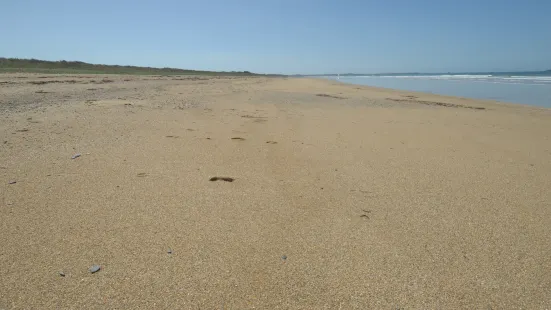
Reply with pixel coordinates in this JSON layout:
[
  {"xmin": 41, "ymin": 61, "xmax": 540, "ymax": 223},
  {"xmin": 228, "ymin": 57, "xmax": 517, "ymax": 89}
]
[{"xmin": 1, "ymin": 74, "xmax": 550, "ymax": 308}]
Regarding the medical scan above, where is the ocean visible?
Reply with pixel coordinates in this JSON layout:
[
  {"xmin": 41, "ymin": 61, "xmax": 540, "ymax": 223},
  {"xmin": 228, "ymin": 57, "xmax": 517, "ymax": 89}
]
[{"xmin": 323, "ymin": 72, "xmax": 551, "ymax": 108}]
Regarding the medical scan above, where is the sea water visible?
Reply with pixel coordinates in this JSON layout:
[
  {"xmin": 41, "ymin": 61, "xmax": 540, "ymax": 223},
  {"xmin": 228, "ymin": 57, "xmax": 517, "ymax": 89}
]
[{"xmin": 325, "ymin": 73, "xmax": 551, "ymax": 108}]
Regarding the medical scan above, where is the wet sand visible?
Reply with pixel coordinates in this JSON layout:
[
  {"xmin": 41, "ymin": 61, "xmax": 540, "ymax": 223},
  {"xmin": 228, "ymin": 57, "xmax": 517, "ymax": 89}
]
[{"xmin": 1, "ymin": 74, "xmax": 550, "ymax": 309}]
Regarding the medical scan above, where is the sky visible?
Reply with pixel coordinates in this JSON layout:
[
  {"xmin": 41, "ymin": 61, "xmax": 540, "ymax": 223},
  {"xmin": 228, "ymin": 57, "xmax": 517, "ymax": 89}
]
[{"xmin": 1, "ymin": 0, "xmax": 550, "ymax": 74}]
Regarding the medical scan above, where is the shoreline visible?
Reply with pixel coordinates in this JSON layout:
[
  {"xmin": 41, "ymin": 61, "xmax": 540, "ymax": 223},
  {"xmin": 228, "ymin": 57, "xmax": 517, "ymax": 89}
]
[
  {"xmin": 317, "ymin": 77, "xmax": 551, "ymax": 113},
  {"xmin": 321, "ymin": 77, "xmax": 551, "ymax": 109}
]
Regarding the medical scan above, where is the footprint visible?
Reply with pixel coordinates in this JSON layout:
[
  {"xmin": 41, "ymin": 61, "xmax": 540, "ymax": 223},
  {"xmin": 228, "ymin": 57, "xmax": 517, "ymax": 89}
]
[{"xmin": 360, "ymin": 210, "xmax": 372, "ymax": 219}]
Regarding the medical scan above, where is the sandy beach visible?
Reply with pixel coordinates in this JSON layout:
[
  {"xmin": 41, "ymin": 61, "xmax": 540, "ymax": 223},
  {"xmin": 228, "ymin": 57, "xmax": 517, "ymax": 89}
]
[{"xmin": 1, "ymin": 74, "xmax": 550, "ymax": 309}]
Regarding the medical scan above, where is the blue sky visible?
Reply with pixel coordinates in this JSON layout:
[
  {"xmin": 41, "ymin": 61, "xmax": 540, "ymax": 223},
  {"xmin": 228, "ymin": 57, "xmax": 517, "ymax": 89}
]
[{"xmin": 1, "ymin": 0, "xmax": 550, "ymax": 74}]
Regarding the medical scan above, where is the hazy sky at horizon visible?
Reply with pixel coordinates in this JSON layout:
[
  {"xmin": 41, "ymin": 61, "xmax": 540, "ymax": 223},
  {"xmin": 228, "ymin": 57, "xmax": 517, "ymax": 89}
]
[{"xmin": 1, "ymin": 0, "xmax": 550, "ymax": 74}]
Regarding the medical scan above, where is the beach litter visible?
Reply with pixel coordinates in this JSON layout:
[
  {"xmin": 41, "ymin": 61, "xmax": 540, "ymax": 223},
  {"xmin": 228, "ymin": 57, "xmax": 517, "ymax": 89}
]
[
  {"xmin": 8, "ymin": 180, "xmax": 16, "ymax": 184},
  {"xmin": 71, "ymin": 153, "xmax": 81, "ymax": 159},
  {"xmin": 88, "ymin": 265, "xmax": 101, "ymax": 273}
]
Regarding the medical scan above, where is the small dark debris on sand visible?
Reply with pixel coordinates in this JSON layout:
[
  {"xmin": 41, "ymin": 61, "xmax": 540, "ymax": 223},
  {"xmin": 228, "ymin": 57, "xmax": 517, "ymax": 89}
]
[
  {"xmin": 16, "ymin": 128, "xmax": 29, "ymax": 132},
  {"xmin": 28, "ymin": 80, "xmax": 78, "ymax": 85},
  {"xmin": 59, "ymin": 271, "xmax": 65, "ymax": 277},
  {"xmin": 209, "ymin": 177, "xmax": 235, "ymax": 182},
  {"xmin": 241, "ymin": 115, "xmax": 266, "ymax": 119},
  {"xmin": 266, "ymin": 141, "xmax": 277, "ymax": 144},
  {"xmin": 231, "ymin": 137, "xmax": 245, "ymax": 141},
  {"xmin": 137, "ymin": 172, "xmax": 148, "ymax": 177},
  {"xmin": 35, "ymin": 90, "xmax": 51, "ymax": 94},
  {"xmin": 386, "ymin": 98, "xmax": 485, "ymax": 110},
  {"xmin": 316, "ymin": 94, "xmax": 347, "ymax": 99},
  {"xmin": 165, "ymin": 135, "xmax": 179, "ymax": 138},
  {"xmin": 27, "ymin": 81, "xmax": 52, "ymax": 85},
  {"xmin": 71, "ymin": 154, "xmax": 81, "ymax": 159},
  {"xmin": 8, "ymin": 180, "xmax": 16, "ymax": 184}
]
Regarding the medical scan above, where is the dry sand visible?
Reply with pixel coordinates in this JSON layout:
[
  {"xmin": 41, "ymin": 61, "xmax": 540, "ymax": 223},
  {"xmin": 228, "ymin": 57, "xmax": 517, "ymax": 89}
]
[{"xmin": 1, "ymin": 74, "xmax": 550, "ymax": 309}]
